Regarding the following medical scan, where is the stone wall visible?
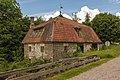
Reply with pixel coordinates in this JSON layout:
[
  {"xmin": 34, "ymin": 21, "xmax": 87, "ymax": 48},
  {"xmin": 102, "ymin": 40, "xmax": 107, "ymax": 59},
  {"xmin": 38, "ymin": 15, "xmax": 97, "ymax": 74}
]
[
  {"xmin": 98, "ymin": 44, "xmax": 103, "ymax": 50},
  {"xmin": 44, "ymin": 43, "xmax": 53, "ymax": 60},
  {"xmin": 24, "ymin": 43, "xmax": 53, "ymax": 61},
  {"xmin": 53, "ymin": 43, "xmax": 77, "ymax": 61},
  {"xmin": 83, "ymin": 43, "xmax": 102, "ymax": 51},
  {"xmin": 24, "ymin": 43, "xmax": 78, "ymax": 61},
  {"xmin": 83, "ymin": 43, "xmax": 102, "ymax": 52},
  {"xmin": 83, "ymin": 43, "xmax": 92, "ymax": 52},
  {"xmin": 24, "ymin": 42, "xmax": 101, "ymax": 61},
  {"xmin": 24, "ymin": 44, "xmax": 29, "ymax": 58}
]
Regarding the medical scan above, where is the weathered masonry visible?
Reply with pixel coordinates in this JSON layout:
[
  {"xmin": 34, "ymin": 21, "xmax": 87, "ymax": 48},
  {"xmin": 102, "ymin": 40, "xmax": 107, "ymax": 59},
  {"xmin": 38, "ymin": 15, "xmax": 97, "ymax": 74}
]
[
  {"xmin": 24, "ymin": 43, "xmax": 77, "ymax": 61},
  {"xmin": 22, "ymin": 15, "xmax": 102, "ymax": 61}
]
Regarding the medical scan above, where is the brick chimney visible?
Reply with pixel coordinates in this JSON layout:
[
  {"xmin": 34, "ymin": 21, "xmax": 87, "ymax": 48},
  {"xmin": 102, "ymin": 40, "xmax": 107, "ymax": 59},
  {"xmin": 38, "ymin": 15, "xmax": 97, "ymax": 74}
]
[{"xmin": 30, "ymin": 17, "xmax": 34, "ymax": 28}]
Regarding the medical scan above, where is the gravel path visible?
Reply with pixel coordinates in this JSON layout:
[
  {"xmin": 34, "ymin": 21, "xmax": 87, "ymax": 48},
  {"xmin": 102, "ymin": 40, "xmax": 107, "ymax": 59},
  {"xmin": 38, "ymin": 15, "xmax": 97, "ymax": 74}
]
[{"xmin": 68, "ymin": 57, "xmax": 120, "ymax": 80}]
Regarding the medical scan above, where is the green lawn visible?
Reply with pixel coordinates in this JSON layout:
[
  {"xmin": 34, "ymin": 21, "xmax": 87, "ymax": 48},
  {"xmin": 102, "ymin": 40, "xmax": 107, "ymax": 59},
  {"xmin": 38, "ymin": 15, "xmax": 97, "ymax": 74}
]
[
  {"xmin": 47, "ymin": 45, "xmax": 120, "ymax": 80},
  {"xmin": 79, "ymin": 45, "xmax": 120, "ymax": 59}
]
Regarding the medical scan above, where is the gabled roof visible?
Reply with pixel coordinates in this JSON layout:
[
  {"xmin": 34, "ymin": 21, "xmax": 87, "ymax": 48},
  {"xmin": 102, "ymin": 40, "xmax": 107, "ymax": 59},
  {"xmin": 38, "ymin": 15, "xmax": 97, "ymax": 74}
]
[{"xmin": 22, "ymin": 16, "xmax": 101, "ymax": 44}]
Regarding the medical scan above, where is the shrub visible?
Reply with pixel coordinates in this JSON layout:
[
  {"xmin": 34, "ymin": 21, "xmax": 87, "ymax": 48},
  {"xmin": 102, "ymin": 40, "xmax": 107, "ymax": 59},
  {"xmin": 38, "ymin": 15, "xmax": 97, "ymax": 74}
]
[{"xmin": 30, "ymin": 58, "xmax": 50, "ymax": 66}]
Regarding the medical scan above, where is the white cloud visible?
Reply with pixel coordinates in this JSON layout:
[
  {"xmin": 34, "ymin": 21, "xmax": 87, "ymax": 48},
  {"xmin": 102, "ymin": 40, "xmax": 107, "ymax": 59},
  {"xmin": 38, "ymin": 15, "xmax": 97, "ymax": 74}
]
[
  {"xmin": 116, "ymin": 12, "xmax": 120, "ymax": 16},
  {"xmin": 75, "ymin": 6, "xmax": 100, "ymax": 23},
  {"xmin": 116, "ymin": 12, "xmax": 120, "ymax": 18},
  {"xmin": 109, "ymin": 0, "xmax": 120, "ymax": 4},
  {"xmin": 43, "ymin": 11, "xmax": 72, "ymax": 21},
  {"xmin": 29, "ymin": 6, "xmax": 100, "ymax": 23},
  {"xmin": 43, "ymin": 6, "xmax": 100, "ymax": 23}
]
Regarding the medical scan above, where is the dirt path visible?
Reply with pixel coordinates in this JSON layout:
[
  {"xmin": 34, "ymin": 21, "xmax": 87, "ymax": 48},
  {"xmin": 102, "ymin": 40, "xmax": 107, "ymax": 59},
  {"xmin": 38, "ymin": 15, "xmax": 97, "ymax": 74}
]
[{"xmin": 68, "ymin": 57, "xmax": 120, "ymax": 80}]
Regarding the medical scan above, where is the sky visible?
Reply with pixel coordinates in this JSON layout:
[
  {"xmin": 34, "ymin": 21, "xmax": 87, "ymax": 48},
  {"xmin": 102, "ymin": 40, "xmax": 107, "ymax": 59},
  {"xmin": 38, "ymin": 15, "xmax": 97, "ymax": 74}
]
[{"xmin": 17, "ymin": 0, "xmax": 120, "ymax": 22}]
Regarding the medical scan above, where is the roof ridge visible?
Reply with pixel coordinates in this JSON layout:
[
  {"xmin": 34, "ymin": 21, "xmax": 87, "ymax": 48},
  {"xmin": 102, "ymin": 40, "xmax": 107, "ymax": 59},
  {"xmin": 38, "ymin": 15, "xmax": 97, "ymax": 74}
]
[
  {"xmin": 51, "ymin": 17, "xmax": 58, "ymax": 41},
  {"xmin": 57, "ymin": 16, "xmax": 89, "ymax": 28}
]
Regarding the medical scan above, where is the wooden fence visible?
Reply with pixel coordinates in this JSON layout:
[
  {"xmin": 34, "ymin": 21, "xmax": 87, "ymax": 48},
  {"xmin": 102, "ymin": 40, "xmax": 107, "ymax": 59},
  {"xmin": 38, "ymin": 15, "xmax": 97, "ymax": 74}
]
[{"xmin": 0, "ymin": 54, "xmax": 100, "ymax": 80}]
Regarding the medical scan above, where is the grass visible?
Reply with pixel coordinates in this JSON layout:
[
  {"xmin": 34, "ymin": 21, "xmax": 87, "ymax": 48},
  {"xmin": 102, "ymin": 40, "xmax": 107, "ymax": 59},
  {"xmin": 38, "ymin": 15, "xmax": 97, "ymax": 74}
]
[
  {"xmin": 47, "ymin": 45, "xmax": 120, "ymax": 80},
  {"xmin": 48, "ymin": 59, "xmax": 110, "ymax": 80},
  {"xmin": 0, "ymin": 58, "xmax": 50, "ymax": 72},
  {"xmin": 79, "ymin": 45, "xmax": 120, "ymax": 59}
]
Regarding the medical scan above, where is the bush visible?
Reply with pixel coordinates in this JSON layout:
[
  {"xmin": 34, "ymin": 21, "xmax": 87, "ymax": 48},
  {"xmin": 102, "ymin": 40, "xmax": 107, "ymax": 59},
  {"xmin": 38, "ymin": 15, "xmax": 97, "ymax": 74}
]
[
  {"xmin": 101, "ymin": 45, "xmax": 108, "ymax": 50},
  {"xmin": 30, "ymin": 59, "xmax": 46, "ymax": 66},
  {"xmin": 73, "ymin": 51, "xmax": 81, "ymax": 57},
  {"xmin": 10, "ymin": 62, "xmax": 17, "ymax": 70},
  {"xmin": 0, "ymin": 61, "xmax": 9, "ymax": 72}
]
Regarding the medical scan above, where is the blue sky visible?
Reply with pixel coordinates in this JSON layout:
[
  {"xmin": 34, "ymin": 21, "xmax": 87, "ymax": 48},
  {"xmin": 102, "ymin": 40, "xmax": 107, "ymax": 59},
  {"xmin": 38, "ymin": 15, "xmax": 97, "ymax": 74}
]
[{"xmin": 17, "ymin": 0, "xmax": 120, "ymax": 16}]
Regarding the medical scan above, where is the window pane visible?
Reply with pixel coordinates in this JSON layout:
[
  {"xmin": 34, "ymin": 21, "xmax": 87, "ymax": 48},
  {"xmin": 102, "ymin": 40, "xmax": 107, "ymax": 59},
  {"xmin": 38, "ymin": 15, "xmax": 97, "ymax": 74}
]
[
  {"xmin": 29, "ymin": 46, "xmax": 31, "ymax": 52},
  {"xmin": 41, "ymin": 46, "xmax": 44, "ymax": 52},
  {"xmin": 64, "ymin": 46, "xmax": 68, "ymax": 53}
]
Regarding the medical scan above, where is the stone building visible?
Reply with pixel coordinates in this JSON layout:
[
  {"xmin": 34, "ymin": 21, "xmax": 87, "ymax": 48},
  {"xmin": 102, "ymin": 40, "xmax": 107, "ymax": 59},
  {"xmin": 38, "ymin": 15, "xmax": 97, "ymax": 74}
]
[{"xmin": 22, "ymin": 15, "xmax": 102, "ymax": 61}]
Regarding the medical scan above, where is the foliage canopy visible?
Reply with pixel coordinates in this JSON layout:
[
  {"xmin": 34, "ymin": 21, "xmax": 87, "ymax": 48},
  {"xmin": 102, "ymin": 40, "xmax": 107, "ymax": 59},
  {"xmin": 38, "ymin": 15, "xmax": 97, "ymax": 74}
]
[
  {"xmin": 91, "ymin": 13, "xmax": 120, "ymax": 43},
  {"xmin": 0, "ymin": 0, "xmax": 29, "ymax": 62}
]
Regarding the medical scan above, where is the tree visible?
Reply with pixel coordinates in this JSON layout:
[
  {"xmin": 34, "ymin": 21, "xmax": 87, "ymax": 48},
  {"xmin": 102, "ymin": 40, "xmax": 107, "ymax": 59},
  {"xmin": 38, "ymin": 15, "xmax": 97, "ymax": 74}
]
[
  {"xmin": 91, "ymin": 13, "xmax": 120, "ymax": 43},
  {"xmin": 82, "ymin": 13, "xmax": 91, "ymax": 26},
  {"xmin": 0, "ymin": 0, "xmax": 29, "ymax": 62},
  {"xmin": 12, "ymin": 16, "xmax": 30, "ymax": 61},
  {"xmin": 72, "ymin": 12, "xmax": 80, "ymax": 22},
  {"xmin": 0, "ymin": 54, "xmax": 7, "ymax": 64},
  {"xmin": 34, "ymin": 16, "xmax": 44, "ymax": 26}
]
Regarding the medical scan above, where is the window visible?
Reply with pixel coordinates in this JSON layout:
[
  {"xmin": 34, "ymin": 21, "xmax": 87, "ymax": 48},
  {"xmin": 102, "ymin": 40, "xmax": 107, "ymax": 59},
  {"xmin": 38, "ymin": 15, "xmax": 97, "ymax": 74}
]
[
  {"xmin": 92, "ymin": 43, "xmax": 98, "ymax": 49},
  {"xmin": 29, "ymin": 46, "xmax": 32, "ymax": 52},
  {"xmin": 75, "ymin": 28, "xmax": 81, "ymax": 37},
  {"xmin": 64, "ymin": 46, "xmax": 68, "ymax": 53},
  {"xmin": 31, "ymin": 28, "xmax": 44, "ymax": 38},
  {"xmin": 28, "ymin": 44, "xmax": 35, "ymax": 52},
  {"xmin": 41, "ymin": 46, "xmax": 44, "ymax": 53}
]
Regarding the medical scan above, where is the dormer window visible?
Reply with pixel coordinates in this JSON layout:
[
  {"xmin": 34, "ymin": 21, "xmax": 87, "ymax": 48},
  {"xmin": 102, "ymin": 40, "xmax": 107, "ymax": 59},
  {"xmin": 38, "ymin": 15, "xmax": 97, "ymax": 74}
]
[
  {"xmin": 31, "ymin": 28, "xmax": 44, "ymax": 38},
  {"xmin": 75, "ymin": 28, "xmax": 82, "ymax": 37}
]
